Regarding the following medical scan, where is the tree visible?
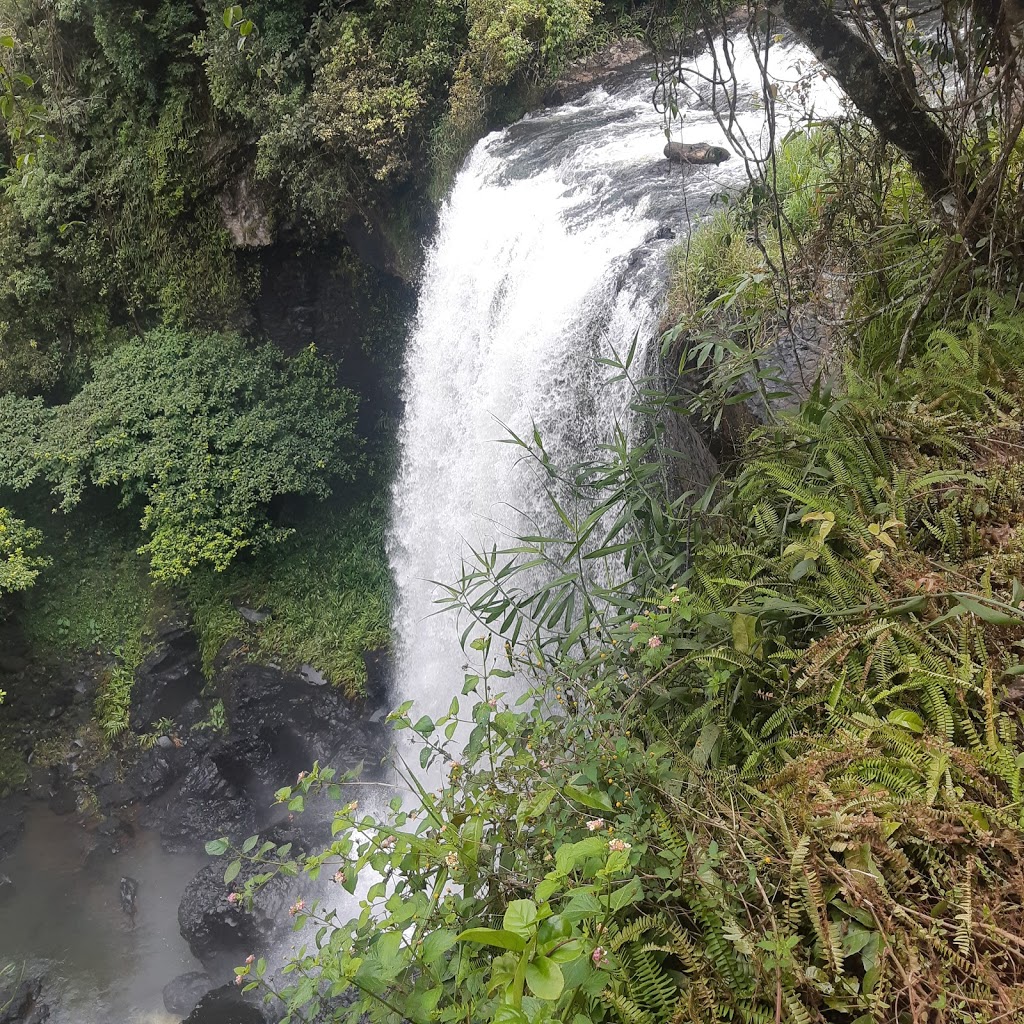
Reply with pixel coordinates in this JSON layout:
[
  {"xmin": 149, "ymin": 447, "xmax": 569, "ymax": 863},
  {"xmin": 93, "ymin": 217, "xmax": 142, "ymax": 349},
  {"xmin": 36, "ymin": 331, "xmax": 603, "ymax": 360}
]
[
  {"xmin": 0, "ymin": 507, "xmax": 47, "ymax": 598},
  {"xmin": 0, "ymin": 329, "xmax": 361, "ymax": 582}
]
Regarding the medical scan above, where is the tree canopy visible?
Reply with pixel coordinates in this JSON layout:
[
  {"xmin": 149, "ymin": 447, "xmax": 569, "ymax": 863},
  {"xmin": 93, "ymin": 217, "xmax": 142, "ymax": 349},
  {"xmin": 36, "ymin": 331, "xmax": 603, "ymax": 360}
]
[{"xmin": 0, "ymin": 330, "xmax": 360, "ymax": 581}]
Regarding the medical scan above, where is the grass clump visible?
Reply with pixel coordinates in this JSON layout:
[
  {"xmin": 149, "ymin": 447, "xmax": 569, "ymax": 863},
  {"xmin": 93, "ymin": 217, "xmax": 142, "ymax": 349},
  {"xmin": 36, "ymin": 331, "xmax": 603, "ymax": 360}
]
[{"xmin": 186, "ymin": 494, "xmax": 391, "ymax": 697}]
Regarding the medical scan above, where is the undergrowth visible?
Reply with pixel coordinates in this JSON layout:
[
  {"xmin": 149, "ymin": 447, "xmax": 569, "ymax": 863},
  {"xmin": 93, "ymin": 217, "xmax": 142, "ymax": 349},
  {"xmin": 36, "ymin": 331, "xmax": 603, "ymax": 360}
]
[
  {"xmin": 186, "ymin": 493, "xmax": 391, "ymax": 697},
  {"xmin": 211, "ymin": 302, "xmax": 1024, "ymax": 1023},
  {"xmin": 18, "ymin": 503, "xmax": 152, "ymax": 670}
]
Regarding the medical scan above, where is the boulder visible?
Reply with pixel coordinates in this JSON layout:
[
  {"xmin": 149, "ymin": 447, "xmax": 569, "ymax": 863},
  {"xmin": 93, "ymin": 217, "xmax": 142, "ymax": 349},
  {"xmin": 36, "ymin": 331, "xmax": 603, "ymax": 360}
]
[
  {"xmin": 163, "ymin": 971, "xmax": 215, "ymax": 1017},
  {"xmin": 184, "ymin": 985, "xmax": 267, "ymax": 1024},
  {"xmin": 0, "ymin": 973, "xmax": 49, "ymax": 1024},
  {"xmin": 218, "ymin": 658, "xmax": 389, "ymax": 790},
  {"xmin": 130, "ymin": 612, "xmax": 204, "ymax": 733},
  {"xmin": 663, "ymin": 141, "xmax": 731, "ymax": 165},
  {"xmin": 178, "ymin": 823, "xmax": 306, "ymax": 972},
  {"xmin": 142, "ymin": 751, "xmax": 256, "ymax": 854}
]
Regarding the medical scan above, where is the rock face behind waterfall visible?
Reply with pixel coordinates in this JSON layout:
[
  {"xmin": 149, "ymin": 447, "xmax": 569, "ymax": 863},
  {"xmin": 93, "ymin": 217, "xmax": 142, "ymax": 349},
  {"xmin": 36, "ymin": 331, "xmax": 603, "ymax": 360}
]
[{"xmin": 124, "ymin": 619, "xmax": 389, "ymax": 851}]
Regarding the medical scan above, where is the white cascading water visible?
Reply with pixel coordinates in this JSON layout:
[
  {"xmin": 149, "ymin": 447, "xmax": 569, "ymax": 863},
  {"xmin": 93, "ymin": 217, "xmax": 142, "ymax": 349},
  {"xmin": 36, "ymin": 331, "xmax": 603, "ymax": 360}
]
[{"xmin": 388, "ymin": 36, "xmax": 843, "ymax": 721}]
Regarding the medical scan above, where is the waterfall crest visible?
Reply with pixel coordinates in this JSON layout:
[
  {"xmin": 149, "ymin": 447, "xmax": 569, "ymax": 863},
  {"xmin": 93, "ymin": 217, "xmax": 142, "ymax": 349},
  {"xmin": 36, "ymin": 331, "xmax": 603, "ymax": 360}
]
[{"xmin": 388, "ymin": 37, "xmax": 841, "ymax": 719}]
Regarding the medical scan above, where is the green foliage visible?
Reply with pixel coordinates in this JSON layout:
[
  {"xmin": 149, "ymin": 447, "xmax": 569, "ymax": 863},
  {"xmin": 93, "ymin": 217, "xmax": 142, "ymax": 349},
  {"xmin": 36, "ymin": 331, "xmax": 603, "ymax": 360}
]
[
  {"xmin": 192, "ymin": 700, "xmax": 227, "ymax": 733},
  {"xmin": 16, "ymin": 506, "xmax": 151, "ymax": 663},
  {"xmin": 211, "ymin": 308, "xmax": 1024, "ymax": 1023},
  {"xmin": 0, "ymin": 506, "xmax": 47, "ymax": 597},
  {"xmin": 94, "ymin": 663, "xmax": 133, "ymax": 742},
  {"xmin": 186, "ymin": 492, "xmax": 391, "ymax": 696},
  {"xmin": 665, "ymin": 130, "xmax": 836, "ymax": 328},
  {"xmin": 0, "ymin": 329, "xmax": 360, "ymax": 581}
]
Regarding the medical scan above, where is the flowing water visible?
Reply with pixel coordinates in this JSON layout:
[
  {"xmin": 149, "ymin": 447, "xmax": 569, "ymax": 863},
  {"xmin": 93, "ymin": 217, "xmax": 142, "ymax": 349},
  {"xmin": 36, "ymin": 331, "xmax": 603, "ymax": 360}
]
[{"xmin": 388, "ymin": 36, "xmax": 843, "ymax": 721}]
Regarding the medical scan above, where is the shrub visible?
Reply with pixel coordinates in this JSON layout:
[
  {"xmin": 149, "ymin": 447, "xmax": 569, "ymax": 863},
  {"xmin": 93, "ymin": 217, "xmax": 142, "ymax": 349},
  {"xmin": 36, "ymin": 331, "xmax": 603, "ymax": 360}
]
[
  {"xmin": 0, "ymin": 329, "xmax": 360, "ymax": 581},
  {"xmin": 0, "ymin": 507, "xmax": 48, "ymax": 597}
]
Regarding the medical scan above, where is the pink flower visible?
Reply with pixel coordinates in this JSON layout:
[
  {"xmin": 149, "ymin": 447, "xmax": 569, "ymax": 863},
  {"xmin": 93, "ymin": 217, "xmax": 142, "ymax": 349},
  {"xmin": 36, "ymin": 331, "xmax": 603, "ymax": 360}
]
[
  {"xmin": 245, "ymin": 955, "xmax": 255, "ymax": 965},
  {"xmin": 608, "ymin": 839, "xmax": 631, "ymax": 853},
  {"xmin": 227, "ymin": 892, "xmax": 241, "ymax": 905},
  {"xmin": 289, "ymin": 899, "xmax": 305, "ymax": 916},
  {"xmin": 296, "ymin": 771, "xmax": 308, "ymax": 783},
  {"xmin": 647, "ymin": 636, "xmax": 662, "ymax": 649},
  {"xmin": 629, "ymin": 622, "xmax": 640, "ymax": 632},
  {"xmin": 234, "ymin": 974, "xmax": 244, "ymax": 987},
  {"xmin": 333, "ymin": 869, "xmax": 346, "ymax": 884},
  {"xmin": 592, "ymin": 946, "xmax": 607, "ymax": 966},
  {"xmin": 586, "ymin": 819, "xmax": 604, "ymax": 832}
]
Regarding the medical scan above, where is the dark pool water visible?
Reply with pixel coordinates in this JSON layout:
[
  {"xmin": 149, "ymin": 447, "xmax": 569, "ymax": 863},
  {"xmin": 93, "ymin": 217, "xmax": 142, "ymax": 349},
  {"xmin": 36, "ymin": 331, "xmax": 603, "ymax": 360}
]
[{"xmin": 0, "ymin": 805, "xmax": 208, "ymax": 1023}]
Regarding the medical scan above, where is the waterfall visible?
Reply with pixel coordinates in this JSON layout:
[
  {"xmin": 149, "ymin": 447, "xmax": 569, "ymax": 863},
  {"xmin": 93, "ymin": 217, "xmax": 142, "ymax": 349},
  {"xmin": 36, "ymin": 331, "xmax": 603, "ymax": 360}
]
[{"xmin": 388, "ymin": 37, "xmax": 842, "ymax": 721}]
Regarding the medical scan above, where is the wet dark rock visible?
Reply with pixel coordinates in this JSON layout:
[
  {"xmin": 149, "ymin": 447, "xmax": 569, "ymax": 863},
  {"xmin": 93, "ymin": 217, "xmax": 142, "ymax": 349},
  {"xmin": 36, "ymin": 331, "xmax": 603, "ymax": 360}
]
[
  {"xmin": 0, "ymin": 654, "xmax": 27, "ymax": 674},
  {"xmin": 143, "ymin": 751, "xmax": 256, "ymax": 854},
  {"xmin": 362, "ymin": 647, "xmax": 391, "ymax": 704},
  {"xmin": 219, "ymin": 658, "xmax": 388, "ymax": 789},
  {"xmin": 96, "ymin": 814, "xmax": 134, "ymax": 845},
  {"xmin": 663, "ymin": 141, "xmax": 731, "ymax": 165},
  {"xmin": 0, "ymin": 872, "xmax": 13, "ymax": 903},
  {"xmin": 0, "ymin": 819, "xmax": 17, "ymax": 865},
  {"xmin": 46, "ymin": 784, "xmax": 77, "ymax": 816},
  {"xmin": 90, "ymin": 761, "xmax": 136, "ymax": 811},
  {"xmin": 183, "ymin": 985, "xmax": 267, "ymax": 1024},
  {"xmin": 546, "ymin": 37, "xmax": 650, "ymax": 104},
  {"xmin": 178, "ymin": 824, "xmax": 307, "ymax": 972},
  {"xmin": 134, "ymin": 745, "xmax": 183, "ymax": 802},
  {"xmin": 298, "ymin": 664, "xmax": 327, "ymax": 686},
  {"xmin": 163, "ymin": 971, "xmax": 215, "ymax": 1017},
  {"xmin": 0, "ymin": 972, "xmax": 49, "ymax": 1024},
  {"xmin": 130, "ymin": 612, "xmax": 204, "ymax": 733}
]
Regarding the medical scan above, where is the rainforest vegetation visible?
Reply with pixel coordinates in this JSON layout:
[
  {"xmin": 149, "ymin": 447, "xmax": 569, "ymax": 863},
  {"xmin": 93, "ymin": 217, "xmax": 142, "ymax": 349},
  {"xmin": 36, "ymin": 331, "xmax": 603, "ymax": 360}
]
[
  {"xmin": 6, "ymin": 0, "xmax": 1024, "ymax": 1021},
  {"xmin": 0, "ymin": 0, "xmax": 634, "ymax": 717}
]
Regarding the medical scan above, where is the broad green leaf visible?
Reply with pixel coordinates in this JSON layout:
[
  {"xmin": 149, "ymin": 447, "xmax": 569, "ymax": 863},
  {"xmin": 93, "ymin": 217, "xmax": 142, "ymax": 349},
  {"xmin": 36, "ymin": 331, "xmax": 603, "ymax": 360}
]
[
  {"xmin": 503, "ymin": 899, "xmax": 538, "ymax": 938},
  {"xmin": 887, "ymin": 709, "xmax": 925, "ymax": 734},
  {"xmin": 421, "ymin": 929, "xmax": 457, "ymax": 964},
  {"xmin": 562, "ymin": 784, "xmax": 613, "ymax": 813},
  {"xmin": 492, "ymin": 1009, "xmax": 530, "ymax": 1024},
  {"xmin": 205, "ymin": 838, "xmax": 229, "ymax": 856},
  {"xmin": 731, "ymin": 612, "xmax": 757, "ymax": 655},
  {"xmin": 555, "ymin": 838, "xmax": 607, "ymax": 875},
  {"xmin": 224, "ymin": 859, "xmax": 241, "ymax": 884},
  {"xmin": 547, "ymin": 939, "xmax": 583, "ymax": 964},
  {"xmin": 516, "ymin": 788, "xmax": 556, "ymax": 828},
  {"xmin": 455, "ymin": 928, "xmax": 526, "ymax": 952},
  {"xmin": 526, "ymin": 956, "xmax": 564, "ymax": 1000},
  {"xmin": 610, "ymin": 876, "xmax": 644, "ymax": 911}
]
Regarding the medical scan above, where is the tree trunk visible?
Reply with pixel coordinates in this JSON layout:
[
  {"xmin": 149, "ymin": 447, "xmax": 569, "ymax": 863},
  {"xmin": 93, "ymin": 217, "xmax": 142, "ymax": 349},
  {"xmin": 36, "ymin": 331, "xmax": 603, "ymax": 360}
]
[{"xmin": 771, "ymin": 0, "xmax": 964, "ymax": 204}]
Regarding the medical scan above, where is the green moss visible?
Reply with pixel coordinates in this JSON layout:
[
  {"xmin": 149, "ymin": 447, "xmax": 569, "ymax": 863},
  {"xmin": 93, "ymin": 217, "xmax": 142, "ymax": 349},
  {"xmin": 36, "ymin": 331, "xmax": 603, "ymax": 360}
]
[
  {"xmin": 186, "ymin": 492, "xmax": 392, "ymax": 698},
  {"xmin": 18, "ymin": 505, "xmax": 153, "ymax": 670}
]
